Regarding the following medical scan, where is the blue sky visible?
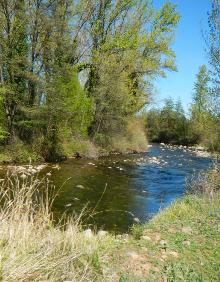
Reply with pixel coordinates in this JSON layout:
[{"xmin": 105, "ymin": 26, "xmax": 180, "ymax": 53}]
[{"xmin": 152, "ymin": 0, "xmax": 211, "ymax": 112}]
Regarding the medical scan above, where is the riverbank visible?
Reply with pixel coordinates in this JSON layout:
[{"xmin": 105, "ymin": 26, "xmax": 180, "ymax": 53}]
[
  {"xmin": 0, "ymin": 167, "xmax": 219, "ymax": 281},
  {"xmin": 0, "ymin": 136, "xmax": 149, "ymax": 165}
]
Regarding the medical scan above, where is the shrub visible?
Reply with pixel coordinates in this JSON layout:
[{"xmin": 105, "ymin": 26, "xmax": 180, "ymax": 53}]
[{"xmin": 110, "ymin": 117, "xmax": 148, "ymax": 153}]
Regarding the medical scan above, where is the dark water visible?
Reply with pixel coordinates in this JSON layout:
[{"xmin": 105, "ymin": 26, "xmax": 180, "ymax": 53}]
[{"xmin": 46, "ymin": 144, "xmax": 213, "ymax": 233}]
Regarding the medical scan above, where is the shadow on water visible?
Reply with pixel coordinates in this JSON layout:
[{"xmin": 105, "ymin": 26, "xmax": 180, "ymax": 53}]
[{"xmin": 46, "ymin": 144, "xmax": 213, "ymax": 233}]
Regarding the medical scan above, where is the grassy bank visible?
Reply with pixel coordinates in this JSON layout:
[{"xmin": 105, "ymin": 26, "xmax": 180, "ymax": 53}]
[{"xmin": 0, "ymin": 168, "xmax": 219, "ymax": 281}]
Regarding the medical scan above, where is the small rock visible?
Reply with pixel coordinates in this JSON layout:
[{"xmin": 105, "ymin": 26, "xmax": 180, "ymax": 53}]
[
  {"xmin": 183, "ymin": 240, "xmax": 191, "ymax": 246},
  {"xmin": 168, "ymin": 251, "xmax": 179, "ymax": 258},
  {"xmin": 133, "ymin": 217, "xmax": 140, "ymax": 223},
  {"xmin": 97, "ymin": 230, "xmax": 108, "ymax": 237},
  {"xmin": 52, "ymin": 164, "xmax": 60, "ymax": 170},
  {"xmin": 84, "ymin": 229, "xmax": 93, "ymax": 239},
  {"xmin": 154, "ymin": 234, "xmax": 161, "ymax": 241},
  {"xmin": 141, "ymin": 235, "xmax": 152, "ymax": 241},
  {"xmin": 76, "ymin": 184, "xmax": 84, "ymax": 189},
  {"xmin": 182, "ymin": 226, "xmax": 192, "ymax": 234},
  {"xmin": 20, "ymin": 173, "xmax": 27, "ymax": 179},
  {"xmin": 159, "ymin": 240, "xmax": 167, "ymax": 246},
  {"xmin": 126, "ymin": 251, "xmax": 139, "ymax": 259}
]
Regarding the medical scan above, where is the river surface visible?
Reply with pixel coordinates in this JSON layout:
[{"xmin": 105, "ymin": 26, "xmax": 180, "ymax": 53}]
[{"xmin": 46, "ymin": 144, "xmax": 213, "ymax": 233}]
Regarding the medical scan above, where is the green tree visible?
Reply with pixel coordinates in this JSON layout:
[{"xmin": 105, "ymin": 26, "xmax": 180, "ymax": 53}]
[{"xmin": 190, "ymin": 65, "xmax": 211, "ymax": 143}]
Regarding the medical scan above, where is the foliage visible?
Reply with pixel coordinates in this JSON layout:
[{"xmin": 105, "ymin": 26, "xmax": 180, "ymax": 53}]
[
  {"xmin": 146, "ymin": 98, "xmax": 189, "ymax": 145},
  {"xmin": 208, "ymin": 0, "xmax": 220, "ymax": 102},
  {"xmin": 146, "ymin": 64, "xmax": 220, "ymax": 151},
  {"xmin": 0, "ymin": 0, "xmax": 180, "ymax": 161},
  {"xmin": 190, "ymin": 64, "xmax": 220, "ymax": 151},
  {"xmin": 110, "ymin": 117, "xmax": 148, "ymax": 153}
]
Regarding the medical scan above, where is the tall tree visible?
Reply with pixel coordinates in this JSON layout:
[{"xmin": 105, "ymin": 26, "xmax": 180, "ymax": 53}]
[
  {"xmin": 208, "ymin": 0, "xmax": 220, "ymax": 116},
  {"xmin": 192, "ymin": 65, "xmax": 209, "ymax": 114}
]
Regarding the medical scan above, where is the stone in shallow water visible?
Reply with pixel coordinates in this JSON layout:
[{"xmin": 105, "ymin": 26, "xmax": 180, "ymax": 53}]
[
  {"xmin": 76, "ymin": 184, "xmax": 84, "ymax": 189},
  {"xmin": 133, "ymin": 217, "xmax": 140, "ymax": 223}
]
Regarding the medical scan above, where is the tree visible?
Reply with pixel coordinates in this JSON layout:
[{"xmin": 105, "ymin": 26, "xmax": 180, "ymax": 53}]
[
  {"xmin": 81, "ymin": 1, "xmax": 180, "ymax": 142},
  {"xmin": 0, "ymin": 0, "xmax": 180, "ymax": 161},
  {"xmin": 192, "ymin": 65, "xmax": 209, "ymax": 114}
]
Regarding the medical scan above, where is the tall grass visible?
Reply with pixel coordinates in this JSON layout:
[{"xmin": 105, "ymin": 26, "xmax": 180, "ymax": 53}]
[
  {"xmin": 186, "ymin": 164, "xmax": 220, "ymax": 199},
  {"xmin": 0, "ymin": 168, "xmax": 114, "ymax": 281}
]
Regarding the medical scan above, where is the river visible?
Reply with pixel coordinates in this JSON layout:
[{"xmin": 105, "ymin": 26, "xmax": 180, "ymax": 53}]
[{"xmin": 43, "ymin": 143, "xmax": 213, "ymax": 233}]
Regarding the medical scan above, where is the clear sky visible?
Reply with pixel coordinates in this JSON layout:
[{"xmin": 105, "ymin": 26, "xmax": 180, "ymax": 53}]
[{"xmin": 152, "ymin": 0, "xmax": 212, "ymax": 112}]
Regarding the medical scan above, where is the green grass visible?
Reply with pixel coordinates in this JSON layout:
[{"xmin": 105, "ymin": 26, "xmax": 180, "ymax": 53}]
[{"xmin": 139, "ymin": 195, "xmax": 220, "ymax": 281}]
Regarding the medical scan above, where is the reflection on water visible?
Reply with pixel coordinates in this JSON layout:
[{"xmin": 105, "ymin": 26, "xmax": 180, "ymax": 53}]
[{"xmin": 47, "ymin": 144, "xmax": 213, "ymax": 233}]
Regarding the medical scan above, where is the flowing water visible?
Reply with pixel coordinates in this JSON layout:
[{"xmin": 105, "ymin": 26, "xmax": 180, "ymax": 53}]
[{"xmin": 46, "ymin": 144, "xmax": 213, "ymax": 233}]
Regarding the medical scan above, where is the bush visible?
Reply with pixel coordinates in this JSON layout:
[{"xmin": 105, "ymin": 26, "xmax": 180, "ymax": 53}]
[
  {"xmin": 110, "ymin": 117, "xmax": 148, "ymax": 153},
  {"xmin": 0, "ymin": 140, "xmax": 42, "ymax": 163},
  {"xmin": 63, "ymin": 138, "xmax": 99, "ymax": 159}
]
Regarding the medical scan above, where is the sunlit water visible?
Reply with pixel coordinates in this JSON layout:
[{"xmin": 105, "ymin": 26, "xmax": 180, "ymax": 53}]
[{"xmin": 44, "ymin": 144, "xmax": 213, "ymax": 233}]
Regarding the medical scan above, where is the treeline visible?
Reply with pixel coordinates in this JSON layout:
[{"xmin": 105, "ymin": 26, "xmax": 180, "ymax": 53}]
[
  {"xmin": 146, "ymin": 0, "xmax": 220, "ymax": 152},
  {"xmin": 146, "ymin": 64, "xmax": 220, "ymax": 151},
  {"xmin": 146, "ymin": 98, "xmax": 189, "ymax": 145},
  {"xmin": 0, "ymin": 0, "xmax": 180, "ymax": 162}
]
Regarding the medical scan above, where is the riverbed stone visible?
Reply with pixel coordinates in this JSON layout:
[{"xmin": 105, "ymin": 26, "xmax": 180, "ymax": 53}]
[{"xmin": 76, "ymin": 184, "xmax": 84, "ymax": 189}]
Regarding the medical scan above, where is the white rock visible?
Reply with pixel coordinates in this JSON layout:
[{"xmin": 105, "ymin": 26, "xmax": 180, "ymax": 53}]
[
  {"xmin": 141, "ymin": 235, "xmax": 151, "ymax": 241},
  {"xmin": 97, "ymin": 230, "xmax": 108, "ymax": 237},
  {"xmin": 76, "ymin": 184, "xmax": 84, "ymax": 189},
  {"xmin": 84, "ymin": 229, "xmax": 93, "ymax": 239},
  {"xmin": 20, "ymin": 173, "xmax": 27, "ymax": 179},
  {"xmin": 133, "ymin": 217, "xmax": 140, "ymax": 223},
  {"xmin": 160, "ymin": 240, "xmax": 167, "ymax": 246},
  {"xmin": 126, "ymin": 251, "xmax": 139, "ymax": 259}
]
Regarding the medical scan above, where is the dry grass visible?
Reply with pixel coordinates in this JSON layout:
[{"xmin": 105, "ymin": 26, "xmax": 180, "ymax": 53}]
[
  {"xmin": 186, "ymin": 164, "xmax": 220, "ymax": 199},
  {"xmin": 0, "ymin": 168, "xmax": 115, "ymax": 282}
]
